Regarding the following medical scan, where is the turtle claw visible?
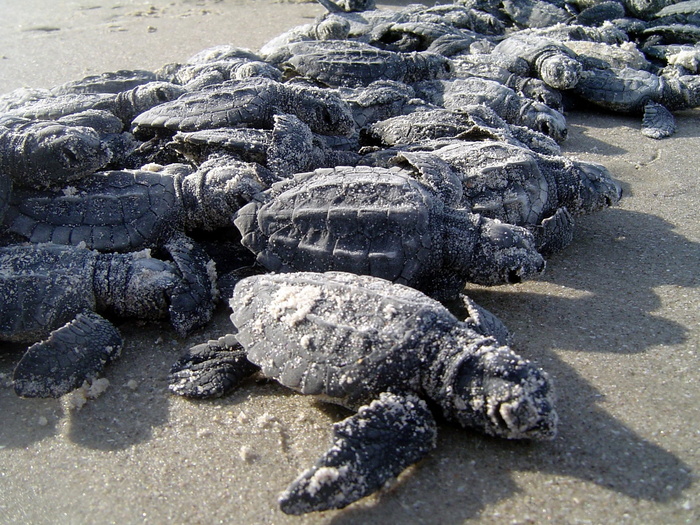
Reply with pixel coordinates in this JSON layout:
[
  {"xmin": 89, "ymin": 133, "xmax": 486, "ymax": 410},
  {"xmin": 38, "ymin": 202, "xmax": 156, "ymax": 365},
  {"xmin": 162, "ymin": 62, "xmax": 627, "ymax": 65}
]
[
  {"xmin": 169, "ymin": 336, "xmax": 258, "ymax": 399},
  {"xmin": 13, "ymin": 312, "xmax": 122, "ymax": 398},
  {"xmin": 279, "ymin": 392, "xmax": 437, "ymax": 515}
]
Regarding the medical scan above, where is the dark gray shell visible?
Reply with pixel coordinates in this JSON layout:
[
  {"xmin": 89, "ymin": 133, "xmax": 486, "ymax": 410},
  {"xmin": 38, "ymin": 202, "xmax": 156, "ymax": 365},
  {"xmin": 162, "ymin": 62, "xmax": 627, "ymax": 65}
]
[
  {"xmin": 0, "ymin": 243, "xmax": 99, "ymax": 343},
  {"xmin": 0, "ymin": 116, "xmax": 111, "ymax": 189},
  {"xmin": 50, "ymin": 69, "xmax": 158, "ymax": 96},
  {"xmin": 276, "ymin": 40, "xmax": 453, "ymax": 88},
  {"xmin": 131, "ymin": 77, "xmax": 354, "ymax": 137},
  {"xmin": 230, "ymin": 271, "xmax": 452, "ymax": 405},
  {"xmin": 414, "ymin": 78, "xmax": 568, "ymax": 142},
  {"xmin": 407, "ymin": 141, "xmax": 554, "ymax": 227},
  {"xmin": 234, "ymin": 166, "xmax": 443, "ymax": 286},
  {"xmin": 572, "ymin": 67, "xmax": 699, "ymax": 113},
  {"xmin": 501, "ymin": 0, "xmax": 573, "ymax": 28},
  {"xmin": 4, "ymin": 167, "xmax": 185, "ymax": 252}
]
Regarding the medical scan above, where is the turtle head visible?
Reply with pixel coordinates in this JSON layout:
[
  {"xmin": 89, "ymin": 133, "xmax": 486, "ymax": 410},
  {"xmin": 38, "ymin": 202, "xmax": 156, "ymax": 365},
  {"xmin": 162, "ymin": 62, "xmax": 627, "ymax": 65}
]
[
  {"xmin": 441, "ymin": 338, "xmax": 557, "ymax": 441},
  {"xmin": 181, "ymin": 155, "xmax": 274, "ymax": 230},
  {"xmin": 25, "ymin": 122, "xmax": 111, "ymax": 188},
  {"xmin": 570, "ymin": 160, "xmax": 622, "ymax": 214},
  {"xmin": 536, "ymin": 54, "xmax": 581, "ymax": 90},
  {"xmin": 518, "ymin": 100, "xmax": 568, "ymax": 143},
  {"xmin": 447, "ymin": 212, "xmax": 545, "ymax": 286}
]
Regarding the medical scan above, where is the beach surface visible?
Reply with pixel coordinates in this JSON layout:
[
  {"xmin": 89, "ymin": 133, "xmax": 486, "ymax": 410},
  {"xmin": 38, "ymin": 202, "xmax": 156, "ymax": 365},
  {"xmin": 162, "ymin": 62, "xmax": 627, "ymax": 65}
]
[{"xmin": 0, "ymin": 1, "xmax": 698, "ymax": 523}]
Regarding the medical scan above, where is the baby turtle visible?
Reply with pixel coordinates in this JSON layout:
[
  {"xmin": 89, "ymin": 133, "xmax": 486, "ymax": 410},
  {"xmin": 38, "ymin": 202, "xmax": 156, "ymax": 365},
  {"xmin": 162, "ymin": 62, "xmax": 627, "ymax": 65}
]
[
  {"xmin": 414, "ymin": 77, "xmax": 568, "ymax": 142},
  {"xmin": 131, "ymin": 77, "xmax": 355, "ymax": 138},
  {"xmin": 271, "ymin": 40, "xmax": 453, "ymax": 88},
  {"xmin": 493, "ymin": 34, "xmax": 583, "ymax": 90},
  {"xmin": 392, "ymin": 141, "xmax": 622, "ymax": 253},
  {"xmin": 2, "ymin": 237, "xmax": 216, "ymax": 397},
  {"xmin": 0, "ymin": 115, "xmax": 112, "ymax": 189},
  {"xmin": 169, "ymin": 271, "xmax": 557, "ymax": 514},
  {"xmin": 234, "ymin": 164, "xmax": 545, "ymax": 298},
  {"xmin": 571, "ymin": 67, "xmax": 700, "ymax": 138},
  {"xmin": 3, "ymin": 159, "xmax": 274, "ymax": 253}
]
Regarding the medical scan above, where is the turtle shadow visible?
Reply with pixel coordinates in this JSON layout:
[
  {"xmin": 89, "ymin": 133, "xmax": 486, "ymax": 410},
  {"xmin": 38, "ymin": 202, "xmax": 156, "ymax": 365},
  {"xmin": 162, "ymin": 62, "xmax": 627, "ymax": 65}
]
[
  {"xmin": 469, "ymin": 207, "xmax": 697, "ymax": 355},
  {"xmin": 562, "ymin": 119, "xmax": 629, "ymax": 156},
  {"xmin": 0, "ymin": 344, "xmax": 61, "ymax": 448},
  {"xmin": 64, "ymin": 321, "xmax": 182, "ymax": 451}
]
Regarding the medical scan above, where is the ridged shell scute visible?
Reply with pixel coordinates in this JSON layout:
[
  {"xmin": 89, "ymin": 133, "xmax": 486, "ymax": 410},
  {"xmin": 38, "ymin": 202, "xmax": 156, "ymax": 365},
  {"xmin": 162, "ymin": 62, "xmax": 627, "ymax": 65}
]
[{"xmin": 241, "ymin": 166, "xmax": 442, "ymax": 284}]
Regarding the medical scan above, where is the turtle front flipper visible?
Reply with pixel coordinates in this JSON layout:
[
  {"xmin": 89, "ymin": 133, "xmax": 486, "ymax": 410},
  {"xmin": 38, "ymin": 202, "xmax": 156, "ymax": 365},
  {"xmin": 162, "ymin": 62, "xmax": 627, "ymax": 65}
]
[
  {"xmin": 532, "ymin": 207, "xmax": 575, "ymax": 256},
  {"xmin": 279, "ymin": 392, "xmax": 437, "ymax": 515},
  {"xmin": 169, "ymin": 335, "xmax": 258, "ymax": 398},
  {"xmin": 460, "ymin": 294, "xmax": 511, "ymax": 346},
  {"xmin": 163, "ymin": 234, "xmax": 217, "ymax": 337},
  {"xmin": 13, "ymin": 311, "xmax": 122, "ymax": 398},
  {"xmin": 641, "ymin": 101, "xmax": 676, "ymax": 139}
]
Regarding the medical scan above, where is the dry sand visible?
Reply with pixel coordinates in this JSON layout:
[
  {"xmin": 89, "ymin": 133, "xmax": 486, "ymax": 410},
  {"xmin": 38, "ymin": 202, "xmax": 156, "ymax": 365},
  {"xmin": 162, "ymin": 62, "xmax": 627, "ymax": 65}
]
[{"xmin": 0, "ymin": 1, "xmax": 698, "ymax": 524}]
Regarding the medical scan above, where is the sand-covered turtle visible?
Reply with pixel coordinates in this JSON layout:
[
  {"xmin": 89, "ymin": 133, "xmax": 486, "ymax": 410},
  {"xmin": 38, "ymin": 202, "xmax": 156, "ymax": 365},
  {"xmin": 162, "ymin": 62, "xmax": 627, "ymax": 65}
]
[
  {"xmin": 270, "ymin": 40, "xmax": 454, "ymax": 88},
  {"xmin": 391, "ymin": 141, "xmax": 622, "ymax": 253},
  {"xmin": 169, "ymin": 271, "xmax": 557, "ymax": 514},
  {"xmin": 2, "ymin": 236, "xmax": 215, "ymax": 397},
  {"xmin": 0, "ymin": 115, "xmax": 112, "ymax": 189},
  {"xmin": 571, "ymin": 66, "xmax": 700, "ymax": 138},
  {"xmin": 492, "ymin": 33, "xmax": 583, "ymax": 90},
  {"xmin": 234, "ymin": 164, "xmax": 545, "ymax": 298},
  {"xmin": 131, "ymin": 77, "xmax": 355, "ymax": 138},
  {"xmin": 414, "ymin": 77, "xmax": 568, "ymax": 142},
  {"xmin": 360, "ymin": 104, "xmax": 563, "ymax": 156},
  {"xmin": 6, "ymin": 81, "xmax": 186, "ymax": 127},
  {"xmin": 2, "ymin": 159, "xmax": 274, "ymax": 253}
]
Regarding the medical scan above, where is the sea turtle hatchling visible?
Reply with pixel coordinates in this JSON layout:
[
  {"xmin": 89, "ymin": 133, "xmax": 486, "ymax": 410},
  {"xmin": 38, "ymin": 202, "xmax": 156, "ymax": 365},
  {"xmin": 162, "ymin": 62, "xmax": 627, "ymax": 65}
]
[
  {"xmin": 2, "ymin": 159, "xmax": 274, "ymax": 253},
  {"xmin": 169, "ymin": 270, "xmax": 557, "ymax": 514},
  {"xmin": 2, "ymin": 236, "xmax": 216, "ymax": 398},
  {"xmin": 0, "ymin": 115, "xmax": 112, "ymax": 189},
  {"xmin": 234, "ymin": 164, "xmax": 545, "ymax": 298},
  {"xmin": 270, "ymin": 40, "xmax": 454, "ymax": 88},
  {"xmin": 131, "ymin": 77, "xmax": 355, "ymax": 138}
]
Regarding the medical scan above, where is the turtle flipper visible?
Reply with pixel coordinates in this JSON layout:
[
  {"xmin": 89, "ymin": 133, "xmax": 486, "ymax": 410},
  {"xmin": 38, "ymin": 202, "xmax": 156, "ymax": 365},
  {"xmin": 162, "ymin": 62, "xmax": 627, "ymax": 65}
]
[
  {"xmin": 13, "ymin": 312, "xmax": 122, "ymax": 398},
  {"xmin": 279, "ymin": 392, "xmax": 437, "ymax": 515},
  {"xmin": 460, "ymin": 294, "xmax": 511, "ymax": 345},
  {"xmin": 169, "ymin": 335, "xmax": 258, "ymax": 398},
  {"xmin": 641, "ymin": 101, "xmax": 675, "ymax": 139},
  {"xmin": 164, "ymin": 234, "xmax": 217, "ymax": 337},
  {"xmin": 532, "ymin": 207, "xmax": 575, "ymax": 256}
]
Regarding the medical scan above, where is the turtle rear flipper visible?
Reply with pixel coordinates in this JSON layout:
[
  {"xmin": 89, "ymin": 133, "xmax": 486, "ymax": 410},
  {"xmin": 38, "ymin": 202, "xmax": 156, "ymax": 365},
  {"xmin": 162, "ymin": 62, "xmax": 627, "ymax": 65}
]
[
  {"xmin": 164, "ymin": 235, "xmax": 217, "ymax": 337},
  {"xmin": 532, "ymin": 207, "xmax": 575, "ymax": 256},
  {"xmin": 13, "ymin": 312, "xmax": 122, "ymax": 398},
  {"xmin": 279, "ymin": 392, "xmax": 437, "ymax": 515},
  {"xmin": 641, "ymin": 101, "xmax": 676, "ymax": 139},
  {"xmin": 169, "ymin": 336, "xmax": 258, "ymax": 398}
]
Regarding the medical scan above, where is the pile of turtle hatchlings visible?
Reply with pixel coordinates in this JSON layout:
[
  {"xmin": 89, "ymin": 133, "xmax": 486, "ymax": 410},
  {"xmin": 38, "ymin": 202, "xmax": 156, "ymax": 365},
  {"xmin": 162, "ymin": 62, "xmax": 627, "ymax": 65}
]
[{"xmin": 1, "ymin": 0, "xmax": 698, "ymax": 515}]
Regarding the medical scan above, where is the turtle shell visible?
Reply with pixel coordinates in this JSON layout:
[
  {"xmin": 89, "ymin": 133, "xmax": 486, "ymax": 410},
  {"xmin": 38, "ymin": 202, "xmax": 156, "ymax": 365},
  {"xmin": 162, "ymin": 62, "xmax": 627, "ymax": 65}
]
[
  {"xmin": 429, "ymin": 141, "xmax": 552, "ymax": 226},
  {"xmin": 230, "ymin": 271, "xmax": 453, "ymax": 405},
  {"xmin": 0, "ymin": 243, "xmax": 97, "ymax": 343},
  {"xmin": 4, "ymin": 167, "xmax": 184, "ymax": 252},
  {"xmin": 131, "ymin": 79, "xmax": 279, "ymax": 136},
  {"xmin": 234, "ymin": 166, "xmax": 444, "ymax": 285}
]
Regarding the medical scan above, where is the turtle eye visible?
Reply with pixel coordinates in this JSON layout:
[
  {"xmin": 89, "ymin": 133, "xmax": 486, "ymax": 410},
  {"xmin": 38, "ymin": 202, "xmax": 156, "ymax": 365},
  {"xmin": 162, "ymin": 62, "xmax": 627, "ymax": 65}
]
[{"xmin": 539, "ymin": 121, "xmax": 551, "ymax": 136}]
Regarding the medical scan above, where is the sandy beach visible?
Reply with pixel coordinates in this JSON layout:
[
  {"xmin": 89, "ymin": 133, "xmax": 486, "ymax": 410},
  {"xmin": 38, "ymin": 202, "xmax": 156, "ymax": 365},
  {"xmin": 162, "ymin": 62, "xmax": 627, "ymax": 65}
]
[{"xmin": 0, "ymin": 1, "xmax": 698, "ymax": 523}]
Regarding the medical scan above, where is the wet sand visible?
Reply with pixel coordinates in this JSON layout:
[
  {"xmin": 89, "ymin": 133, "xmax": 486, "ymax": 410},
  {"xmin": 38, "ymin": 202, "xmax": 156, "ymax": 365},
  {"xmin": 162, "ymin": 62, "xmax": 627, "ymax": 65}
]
[{"xmin": 0, "ymin": 1, "xmax": 698, "ymax": 523}]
